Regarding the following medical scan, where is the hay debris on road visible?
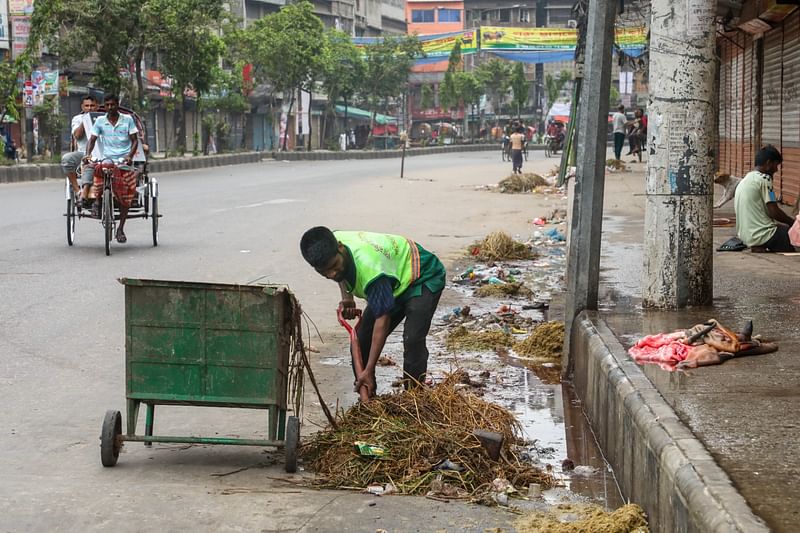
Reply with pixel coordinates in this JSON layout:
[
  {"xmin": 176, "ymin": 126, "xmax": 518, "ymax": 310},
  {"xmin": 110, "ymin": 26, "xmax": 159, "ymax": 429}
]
[
  {"xmin": 606, "ymin": 159, "xmax": 628, "ymax": 171},
  {"xmin": 470, "ymin": 232, "xmax": 536, "ymax": 261},
  {"xmin": 474, "ymin": 282, "xmax": 534, "ymax": 299},
  {"xmin": 515, "ymin": 503, "xmax": 649, "ymax": 533},
  {"xmin": 514, "ymin": 321, "xmax": 565, "ymax": 359},
  {"xmin": 446, "ymin": 325, "xmax": 514, "ymax": 351},
  {"xmin": 498, "ymin": 173, "xmax": 549, "ymax": 193},
  {"xmin": 301, "ymin": 373, "xmax": 554, "ymax": 498}
]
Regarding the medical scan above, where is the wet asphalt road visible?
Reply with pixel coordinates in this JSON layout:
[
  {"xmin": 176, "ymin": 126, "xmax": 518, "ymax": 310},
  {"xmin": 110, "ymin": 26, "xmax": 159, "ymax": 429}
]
[{"xmin": 0, "ymin": 152, "xmax": 565, "ymax": 531}]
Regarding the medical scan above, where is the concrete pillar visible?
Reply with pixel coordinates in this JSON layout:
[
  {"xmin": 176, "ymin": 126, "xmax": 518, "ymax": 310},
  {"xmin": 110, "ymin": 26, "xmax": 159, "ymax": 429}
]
[
  {"xmin": 643, "ymin": 0, "xmax": 717, "ymax": 308},
  {"xmin": 563, "ymin": 0, "xmax": 617, "ymax": 375}
]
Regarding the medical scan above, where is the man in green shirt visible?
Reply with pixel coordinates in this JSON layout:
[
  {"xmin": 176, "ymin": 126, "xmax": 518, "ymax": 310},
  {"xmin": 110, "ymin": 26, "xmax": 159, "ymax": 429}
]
[
  {"xmin": 301, "ymin": 227, "xmax": 446, "ymax": 396},
  {"xmin": 734, "ymin": 145, "xmax": 796, "ymax": 253}
]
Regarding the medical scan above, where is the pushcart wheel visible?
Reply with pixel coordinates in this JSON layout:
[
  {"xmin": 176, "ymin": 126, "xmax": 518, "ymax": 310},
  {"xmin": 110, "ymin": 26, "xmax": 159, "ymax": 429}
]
[
  {"xmin": 151, "ymin": 196, "xmax": 159, "ymax": 247},
  {"xmin": 66, "ymin": 191, "xmax": 77, "ymax": 246},
  {"xmin": 284, "ymin": 416, "xmax": 300, "ymax": 473},
  {"xmin": 100, "ymin": 410, "xmax": 122, "ymax": 467},
  {"xmin": 545, "ymin": 143, "xmax": 551, "ymax": 158},
  {"xmin": 103, "ymin": 188, "xmax": 113, "ymax": 256}
]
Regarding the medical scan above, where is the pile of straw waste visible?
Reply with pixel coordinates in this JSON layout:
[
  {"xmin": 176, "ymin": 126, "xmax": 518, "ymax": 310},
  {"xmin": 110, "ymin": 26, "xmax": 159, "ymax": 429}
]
[
  {"xmin": 469, "ymin": 231, "xmax": 536, "ymax": 261},
  {"xmin": 474, "ymin": 282, "xmax": 533, "ymax": 298},
  {"xmin": 514, "ymin": 321, "xmax": 565, "ymax": 359},
  {"xmin": 446, "ymin": 325, "xmax": 514, "ymax": 351},
  {"xmin": 301, "ymin": 373, "xmax": 554, "ymax": 498},
  {"xmin": 606, "ymin": 159, "xmax": 628, "ymax": 171},
  {"xmin": 515, "ymin": 503, "xmax": 649, "ymax": 533},
  {"xmin": 498, "ymin": 173, "xmax": 549, "ymax": 193}
]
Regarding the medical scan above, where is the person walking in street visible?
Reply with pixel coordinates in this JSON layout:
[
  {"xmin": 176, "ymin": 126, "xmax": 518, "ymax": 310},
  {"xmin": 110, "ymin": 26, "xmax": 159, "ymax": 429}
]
[
  {"xmin": 612, "ymin": 104, "xmax": 626, "ymax": 161},
  {"xmin": 510, "ymin": 126, "xmax": 525, "ymax": 174},
  {"xmin": 734, "ymin": 145, "xmax": 797, "ymax": 253},
  {"xmin": 300, "ymin": 227, "xmax": 446, "ymax": 397}
]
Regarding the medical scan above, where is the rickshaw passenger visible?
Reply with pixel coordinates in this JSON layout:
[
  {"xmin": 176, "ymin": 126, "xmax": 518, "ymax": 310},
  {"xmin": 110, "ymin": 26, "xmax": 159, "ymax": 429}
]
[
  {"xmin": 61, "ymin": 95, "xmax": 99, "ymax": 202},
  {"xmin": 84, "ymin": 94, "xmax": 139, "ymax": 244}
]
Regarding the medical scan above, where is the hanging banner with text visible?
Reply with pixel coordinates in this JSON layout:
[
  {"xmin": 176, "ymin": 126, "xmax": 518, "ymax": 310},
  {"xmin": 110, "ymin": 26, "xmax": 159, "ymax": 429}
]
[{"xmin": 480, "ymin": 26, "xmax": 646, "ymax": 54}]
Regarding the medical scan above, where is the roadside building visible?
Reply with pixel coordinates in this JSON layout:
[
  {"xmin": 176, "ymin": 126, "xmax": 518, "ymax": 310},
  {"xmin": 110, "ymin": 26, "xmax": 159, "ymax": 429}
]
[{"xmin": 716, "ymin": 0, "xmax": 800, "ymax": 205}]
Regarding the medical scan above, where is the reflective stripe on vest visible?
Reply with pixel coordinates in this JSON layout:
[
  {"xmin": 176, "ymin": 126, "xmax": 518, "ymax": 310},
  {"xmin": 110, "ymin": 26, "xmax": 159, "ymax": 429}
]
[{"xmin": 334, "ymin": 230, "xmax": 421, "ymax": 299}]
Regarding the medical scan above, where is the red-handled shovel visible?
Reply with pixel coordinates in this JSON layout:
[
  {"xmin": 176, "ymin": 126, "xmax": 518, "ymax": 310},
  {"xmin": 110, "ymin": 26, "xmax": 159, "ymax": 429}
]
[{"xmin": 337, "ymin": 307, "xmax": 372, "ymax": 403}]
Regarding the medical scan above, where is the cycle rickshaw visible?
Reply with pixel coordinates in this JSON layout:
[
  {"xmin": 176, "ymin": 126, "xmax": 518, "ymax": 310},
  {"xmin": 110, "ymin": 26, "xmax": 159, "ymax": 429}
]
[{"xmin": 64, "ymin": 106, "xmax": 160, "ymax": 256}]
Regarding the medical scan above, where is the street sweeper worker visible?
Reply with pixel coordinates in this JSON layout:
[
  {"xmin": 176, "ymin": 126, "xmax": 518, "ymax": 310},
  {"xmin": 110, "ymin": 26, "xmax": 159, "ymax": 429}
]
[{"xmin": 300, "ymin": 227, "xmax": 446, "ymax": 396}]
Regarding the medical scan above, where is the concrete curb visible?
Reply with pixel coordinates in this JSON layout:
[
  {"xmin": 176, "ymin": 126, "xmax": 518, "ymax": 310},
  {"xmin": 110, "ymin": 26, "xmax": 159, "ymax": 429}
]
[
  {"xmin": 0, "ymin": 145, "xmax": 539, "ymax": 184},
  {"xmin": 270, "ymin": 143, "xmax": 541, "ymax": 161},
  {"xmin": 570, "ymin": 311, "xmax": 769, "ymax": 533}
]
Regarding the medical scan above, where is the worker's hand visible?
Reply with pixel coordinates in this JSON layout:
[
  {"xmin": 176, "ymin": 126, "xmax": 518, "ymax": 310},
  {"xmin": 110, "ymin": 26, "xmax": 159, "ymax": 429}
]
[
  {"xmin": 338, "ymin": 300, "xmax": 359, "ymax": 320},
  {"xmin": 354, "ymin": 369, "xmax": 376, "ymax": 397}
]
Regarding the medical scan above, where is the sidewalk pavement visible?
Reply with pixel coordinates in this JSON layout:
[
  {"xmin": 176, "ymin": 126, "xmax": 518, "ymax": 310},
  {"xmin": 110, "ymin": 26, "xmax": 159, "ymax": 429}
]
[{"xmin": 573, "ymin": 153, "xmax": 798, "ymax": 532}]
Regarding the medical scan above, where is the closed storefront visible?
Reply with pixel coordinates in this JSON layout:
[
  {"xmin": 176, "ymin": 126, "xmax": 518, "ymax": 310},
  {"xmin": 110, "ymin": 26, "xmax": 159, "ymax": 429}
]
[
  {"xmin": 718, "ymin": 6, "xmax": 800, "ymax": 205},
  {"xmin": 718, "ymin": 30, "xmax": 756, "ymax": 178}
]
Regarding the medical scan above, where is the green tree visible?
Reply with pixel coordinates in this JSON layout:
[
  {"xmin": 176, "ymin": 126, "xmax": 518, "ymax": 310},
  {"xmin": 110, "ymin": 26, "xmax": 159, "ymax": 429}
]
[
  {"xmin": 475, "ymin": 58, "xmax": 511, "ymax": 117},
  {"xmin": 545, "ymin": 69, "xmax": 572, "ymax": 109},
  {"xmin": 609, "ymin": 85, "xmax": 620, "ymax": 107},
  {"xmin": 420, "ymin": 84, "xmax": 434, "ymax": 110},
  {"xmin": 361, "ymin": 35, "xmax": 423, "ymax": 143},
  {"xmin": 438, "ymin": 40, "xmax": 462, "ymax": 113},
  {"xmin": 237, "ymin": 1, "xmax": 325, "ymax": 150},
  {"xmin": 320, "ymin": 29, "xmax": 364, "ymax": 143},
  {"xmin": 510, "ymin": 62, "xmax": 529, "ymax": 119},
  {"xmin": 142, "ymin": 0, "xmax": 226, "ymax": 153},
  {"xmin": 31, "ymin": 0, "xmax": 148, "ymax": 103},
  {"xmin": 454, "ymin": 72, "xmax": 483, "ymax": 140}
]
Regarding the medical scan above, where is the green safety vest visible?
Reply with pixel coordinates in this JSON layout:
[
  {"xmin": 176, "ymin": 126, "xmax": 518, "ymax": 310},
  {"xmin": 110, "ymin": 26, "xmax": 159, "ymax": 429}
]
[{"xmin": 334, "ymin": 230, "xmax": 421, "ymax": 299}]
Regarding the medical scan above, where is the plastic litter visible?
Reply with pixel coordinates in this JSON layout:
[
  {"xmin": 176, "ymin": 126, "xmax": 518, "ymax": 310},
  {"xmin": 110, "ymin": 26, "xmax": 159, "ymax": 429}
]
[{"xmin": 354, "ymin": 441, "xmax": 386, "ymax": 457}]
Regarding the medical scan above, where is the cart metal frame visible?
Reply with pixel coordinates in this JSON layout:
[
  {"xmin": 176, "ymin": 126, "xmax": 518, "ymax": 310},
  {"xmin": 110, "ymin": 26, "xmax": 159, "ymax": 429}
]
[{"xmin": 101, "ymin": 278, "xmax": 301, "ymax": 471}]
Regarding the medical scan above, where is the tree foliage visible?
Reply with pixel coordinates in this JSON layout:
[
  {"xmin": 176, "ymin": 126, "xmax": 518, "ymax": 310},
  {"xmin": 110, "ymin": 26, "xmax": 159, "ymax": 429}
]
[
  {"xmin": 475, "ymin": 58, "xmax": 511, "ymax": 115},
  {"xmin": 510, "ymin": 62, "xmax": 528, "ymax": 118},
  {"xmin": 238, "ymin": 1, "xmax": 325, "ymax": 96},
  {"xmin": 545, "ymin": 69, "xmax": 572, "ymax": 108},
  {"xmin": 361, "ymin": 35, "xmax": 423, "ymax": 120},
  {"xmin": 439, "ymin": 40, "xmax": 462, "ymax": 112}
]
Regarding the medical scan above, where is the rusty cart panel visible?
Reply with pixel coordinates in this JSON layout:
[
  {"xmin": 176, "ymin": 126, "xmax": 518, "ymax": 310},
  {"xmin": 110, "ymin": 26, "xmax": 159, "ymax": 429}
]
[{"xmin": 100, "ymin": 278, "xmax": 301, "ymax": 471}]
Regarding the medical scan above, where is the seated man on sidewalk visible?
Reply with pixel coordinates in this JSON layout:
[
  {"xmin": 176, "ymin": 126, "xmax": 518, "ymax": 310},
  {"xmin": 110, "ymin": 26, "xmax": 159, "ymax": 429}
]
[
  {"xmin": 60, "ymin": 95, "xmax": 99, "ymax": 202},
  {"xmin": 734, "ymin": 145, "xmax": 797, "ymax": 253}
]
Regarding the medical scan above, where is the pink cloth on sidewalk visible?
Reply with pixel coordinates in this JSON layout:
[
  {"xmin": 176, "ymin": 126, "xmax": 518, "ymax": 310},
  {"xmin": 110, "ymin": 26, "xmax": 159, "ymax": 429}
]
[{"xmin": 628, "ymin": 332, "xmax": 690, "ymax": 365}]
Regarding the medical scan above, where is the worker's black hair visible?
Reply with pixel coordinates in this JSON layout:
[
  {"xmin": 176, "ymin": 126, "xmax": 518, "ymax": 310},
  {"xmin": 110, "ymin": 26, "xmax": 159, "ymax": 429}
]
[
  {"xmin": 82, "ymin": 95, "xmax": 97, "ymax": 103},
  {"xmin": 300, "ymin": 226, "xmax": 339, "ymax": 269},
  {"xmin": 104, "ymin": 93, "xmax": 119, "ymax": 104},
  {"xmin": 755, "ymin": 145, "xmax": 782, "ymax": 166}
]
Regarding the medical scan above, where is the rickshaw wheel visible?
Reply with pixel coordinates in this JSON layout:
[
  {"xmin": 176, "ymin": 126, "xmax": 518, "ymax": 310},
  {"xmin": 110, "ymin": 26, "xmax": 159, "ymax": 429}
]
[
  {"xmin": 151, "ymin": 197, "xmax": 159, "ymax": 247},
  {"xmin": 66, "ymin": 192, "xmax": 77, "ymax": 246},
  {"xmin": 284, "ymin": 416, "xmax": 300, "ymax": 473},
  {"xmin": 100, "ymin": 410, "xmax": 122, "ymax": 467},
  {"xmin": 103, "ymin": 189, "xmax": 113, "ymax": 256}
]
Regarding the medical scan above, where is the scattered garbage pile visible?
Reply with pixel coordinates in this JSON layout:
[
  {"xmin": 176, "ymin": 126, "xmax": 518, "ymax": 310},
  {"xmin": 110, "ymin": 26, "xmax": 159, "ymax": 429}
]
[
  {"xmin": 301, "ymin": 373, "xmax": 555, "ymax": 501},
  {"xmin": 515, "ymin": 503, "xmax": 649, "ymax": 533},
  {"xmin": 498, "ymin": 173, "xmax": 551, "ymax": 193}
]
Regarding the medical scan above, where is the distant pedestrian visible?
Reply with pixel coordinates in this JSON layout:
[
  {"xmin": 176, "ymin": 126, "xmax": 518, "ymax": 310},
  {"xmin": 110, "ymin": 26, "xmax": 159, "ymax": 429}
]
[
  {"xmin": 612, "ymin": 104, "xmax": 626, "ymax": 160},
  {"xmin": 510, "ymin": 126, "xmax": 525, "ymax": 174}
]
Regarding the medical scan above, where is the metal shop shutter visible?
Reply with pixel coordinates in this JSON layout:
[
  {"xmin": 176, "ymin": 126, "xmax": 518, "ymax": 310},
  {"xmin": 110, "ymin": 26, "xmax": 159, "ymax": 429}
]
[
  {"xmin": 779, "ymin": 11, "xmax": 800, "ymax": 204},
  {"xmin": 761, "ymin": 26, "xmax": 783, "ymax": 149},
  {"xmin": 718, "ymin": 37, "xmax": 733, "ymax": 173}
]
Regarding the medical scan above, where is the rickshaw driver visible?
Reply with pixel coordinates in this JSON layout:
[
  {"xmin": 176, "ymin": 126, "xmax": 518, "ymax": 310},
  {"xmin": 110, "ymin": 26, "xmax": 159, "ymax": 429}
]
[{"xmin": 84, "ymin": 94, "xmax": 139, "ymax": 244}]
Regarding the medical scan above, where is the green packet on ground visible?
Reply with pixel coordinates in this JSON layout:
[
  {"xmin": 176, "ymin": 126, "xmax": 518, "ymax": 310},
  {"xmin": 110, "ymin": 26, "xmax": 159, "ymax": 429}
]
[{"xmin": 354, "ymin": 441, "xmax": 386, "ymax": 457}]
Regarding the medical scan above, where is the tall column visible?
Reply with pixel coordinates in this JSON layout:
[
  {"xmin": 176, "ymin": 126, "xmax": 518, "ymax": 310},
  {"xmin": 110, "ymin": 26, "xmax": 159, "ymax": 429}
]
[
  {"xmin": 643, "ymin": 0, "xmax": 718, "ymax": 308},
  {"xmin": 563, "ymin": 0, "xmax": 617, "ymax": 375}
]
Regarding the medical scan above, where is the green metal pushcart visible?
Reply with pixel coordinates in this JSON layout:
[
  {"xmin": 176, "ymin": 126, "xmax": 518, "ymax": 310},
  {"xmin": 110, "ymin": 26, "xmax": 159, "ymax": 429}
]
[{"xmin": 100, "ymin": 278, "xmax": 303, "ymax": 472}]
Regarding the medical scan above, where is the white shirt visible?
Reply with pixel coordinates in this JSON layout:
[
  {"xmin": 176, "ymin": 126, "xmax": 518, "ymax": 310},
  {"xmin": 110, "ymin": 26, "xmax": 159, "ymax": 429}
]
[
  {"xmin": 72, "ymin": 113, "xmax": 103, "ymax": 157},
  {"xmin": 612, "ymin": 112, "xmax": 626, "ymax": 134}
]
